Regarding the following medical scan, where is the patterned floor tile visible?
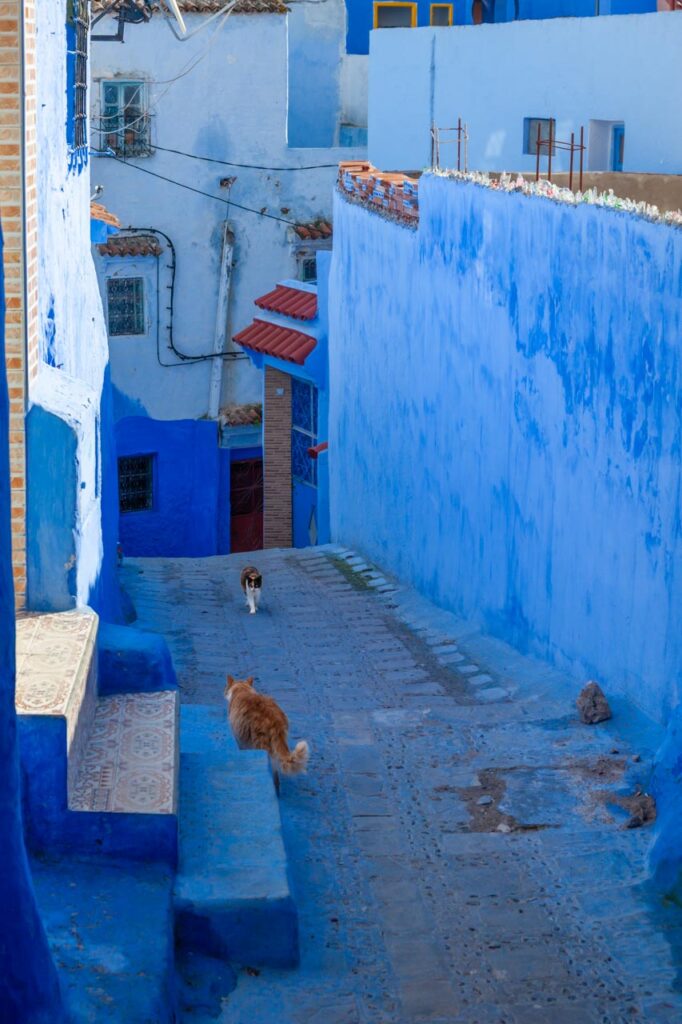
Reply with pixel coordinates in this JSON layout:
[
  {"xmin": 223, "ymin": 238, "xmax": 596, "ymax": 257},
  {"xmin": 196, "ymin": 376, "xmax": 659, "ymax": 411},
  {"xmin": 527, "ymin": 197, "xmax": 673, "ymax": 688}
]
[
  {"xmin": 70, "ymin": 692, "xmax": 178, "ymax": 815},
  {"xmin": 15, "ymin": 609, "xmax": 97, "ymax": 718}
]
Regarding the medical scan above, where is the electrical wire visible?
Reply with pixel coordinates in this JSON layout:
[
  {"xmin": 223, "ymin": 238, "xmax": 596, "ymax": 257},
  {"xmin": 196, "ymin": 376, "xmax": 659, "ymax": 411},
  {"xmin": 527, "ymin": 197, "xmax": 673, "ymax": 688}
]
[
  {"xmin": 120, "ymin": 226, "xmax": 247, "ymax": 366},
  {"xmin": 107, "ymin": 155, "xmax": 299, "ymax": 225},
  {"xmin": 158, "ymin": 0, "xmax": 237, "ymax": 39},
  {"xmin": 92, "ymin": 3, "xmax": 235, "ymax": 136},
  {"xmin": 90, "ymin": 129, "xmax": 340, "ymax": 171},
  {"xmin": 143, "ymin": 142, "xmax": 340, "ymax": 171}
]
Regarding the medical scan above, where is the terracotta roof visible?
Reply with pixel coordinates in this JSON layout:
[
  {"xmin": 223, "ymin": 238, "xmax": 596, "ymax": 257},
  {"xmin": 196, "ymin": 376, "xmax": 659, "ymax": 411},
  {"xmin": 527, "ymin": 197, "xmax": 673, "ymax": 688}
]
[
  {"xmin": 233, "ymin": 319, "xmax": 316, "ymax": 366},
  {"xmin": 97, "ymin": 234, "xmax": 162, "ymax": 258},
  {"xmin": 292, "ymin": 220, "xmax": 332, "ymax": 241},
  {"xmin": 90, "ymin": 201, "xmax": 121, "ymax": 228},
  {"xmin": 255, "ymin": 284, "xmax": 317, "ymax": 321},
  {"xmin": 338, "ymin": 162, "xmax": 419, "ymax": 225},
  {"xmin": 219, "ymin": 402, "xmax": 263, "ymax": 427},
  {"xmin": 92, "ymin": 0, "xmax": 288, "ymax": 15}
]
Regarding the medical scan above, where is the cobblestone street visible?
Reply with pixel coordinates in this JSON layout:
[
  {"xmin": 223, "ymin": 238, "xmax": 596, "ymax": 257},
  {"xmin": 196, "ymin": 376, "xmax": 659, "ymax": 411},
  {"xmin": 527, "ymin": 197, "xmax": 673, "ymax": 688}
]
[{"xmin": 123, "ymin": 547, "xmax": 682, "ymax": 1024}]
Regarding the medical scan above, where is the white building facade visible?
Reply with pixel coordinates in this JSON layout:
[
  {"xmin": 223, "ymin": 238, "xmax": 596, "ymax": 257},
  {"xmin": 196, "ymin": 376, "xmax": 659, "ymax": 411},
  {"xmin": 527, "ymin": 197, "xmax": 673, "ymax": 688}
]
[
  {"xmin": 368, "ymin": 12, "xmax": 682, "ymax": 174},
  {"xmin": 90, "ymin": 0, "xmax": 364, "ymax": 558}
]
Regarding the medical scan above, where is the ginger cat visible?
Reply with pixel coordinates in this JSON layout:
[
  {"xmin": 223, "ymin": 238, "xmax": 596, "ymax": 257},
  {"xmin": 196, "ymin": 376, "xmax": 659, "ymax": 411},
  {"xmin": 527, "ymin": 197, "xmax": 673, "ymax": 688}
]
[{"xmin": 225, "ymin": 675, "xmax": 309, "ymax": 793}]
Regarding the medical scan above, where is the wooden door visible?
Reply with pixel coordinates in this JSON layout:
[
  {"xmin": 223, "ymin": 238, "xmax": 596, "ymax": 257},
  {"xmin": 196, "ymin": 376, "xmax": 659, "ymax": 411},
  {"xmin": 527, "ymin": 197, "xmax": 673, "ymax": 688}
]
[{"xmin": 230, "ymin": 458, "xmax": 263, "ymax": 553}]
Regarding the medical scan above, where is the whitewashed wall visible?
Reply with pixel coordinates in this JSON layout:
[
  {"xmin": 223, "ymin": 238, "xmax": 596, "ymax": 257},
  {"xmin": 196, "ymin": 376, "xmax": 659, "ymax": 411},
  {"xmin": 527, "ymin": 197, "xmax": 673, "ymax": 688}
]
[
  {"xmin": 32, "ymin": 0, "xmax": 111, "ymax": 608},
  {"xmin": 368, "ymin": 13, "xmax": 682, "ymax": 173},
  {"xmin": 91, "ymin": 12, "xmax": 363, "ymax": 420}
]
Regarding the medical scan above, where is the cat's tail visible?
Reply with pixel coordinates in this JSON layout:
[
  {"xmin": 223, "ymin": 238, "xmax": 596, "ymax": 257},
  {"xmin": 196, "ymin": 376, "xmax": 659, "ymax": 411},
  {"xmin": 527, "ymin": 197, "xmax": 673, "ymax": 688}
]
[{"xmin": 276, "ymin": 739, "xmax": 309, "ymax": 776}]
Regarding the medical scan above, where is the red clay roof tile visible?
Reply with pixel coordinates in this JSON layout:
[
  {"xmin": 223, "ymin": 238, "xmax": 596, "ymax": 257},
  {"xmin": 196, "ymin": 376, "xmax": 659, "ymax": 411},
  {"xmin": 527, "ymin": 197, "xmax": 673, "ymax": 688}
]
[
  {"xmin": 293, "ymin": 220, "xmax": 333, "ymax": 241},
  {"xmin": 255, "ymin": 284, "xmax": 317, "ymax": 321},
  {"xmin": 97, "ymin": 234, "xmax": 162, "ymax": 258},
  {"xmin": 90, "ymin": 201, "xmax": 121, "ymax": 228},
  {"xmin": 233, "ymin": 319, "xmax": 317, "ymax": 365}
]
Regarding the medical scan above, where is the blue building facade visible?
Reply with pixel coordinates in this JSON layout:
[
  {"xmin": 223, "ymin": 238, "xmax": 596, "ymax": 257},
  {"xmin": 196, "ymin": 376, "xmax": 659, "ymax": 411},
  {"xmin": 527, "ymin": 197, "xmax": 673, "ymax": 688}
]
[
  {"xmin": 346, "ymin": 0, "xmax": 657, "ymax": 54},
  {"xmin": 234, "ymin": 263, "xmax": 331, "ymax": 551}
]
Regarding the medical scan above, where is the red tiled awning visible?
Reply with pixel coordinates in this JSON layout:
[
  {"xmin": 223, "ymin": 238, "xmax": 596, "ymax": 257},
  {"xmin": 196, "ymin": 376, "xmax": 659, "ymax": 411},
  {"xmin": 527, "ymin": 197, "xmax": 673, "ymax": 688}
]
[
  {"xmin": 255, "ymin": 284, "xmax": 317, "ymax": 321},
  {"xmin": 234, "ymin": 319, "xmax": 317, "ymax": 366}
]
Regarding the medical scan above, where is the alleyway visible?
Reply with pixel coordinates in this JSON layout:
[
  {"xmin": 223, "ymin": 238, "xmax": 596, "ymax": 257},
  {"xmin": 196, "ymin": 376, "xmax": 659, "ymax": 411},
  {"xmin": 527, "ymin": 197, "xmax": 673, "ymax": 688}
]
[{"xmin": 123, "ymin": 547, "xmax": 682, "ymax": 1024}]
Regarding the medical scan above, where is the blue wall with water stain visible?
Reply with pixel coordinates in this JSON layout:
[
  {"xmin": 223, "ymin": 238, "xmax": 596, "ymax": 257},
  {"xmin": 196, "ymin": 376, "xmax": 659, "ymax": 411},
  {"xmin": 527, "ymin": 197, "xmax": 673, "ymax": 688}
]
[
  {"xmin": 329, "ymin": 176, "xmax": 682, "ymax": 727},
  {"xmin": 0, "ymin": 227, "xmax": 66, "ymax": 1021}
]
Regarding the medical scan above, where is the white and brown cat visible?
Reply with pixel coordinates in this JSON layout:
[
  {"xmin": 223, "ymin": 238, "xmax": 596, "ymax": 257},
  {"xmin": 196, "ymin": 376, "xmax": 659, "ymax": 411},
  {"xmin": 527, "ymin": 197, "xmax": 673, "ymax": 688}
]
[
  {"xmin": 240, "ymin": 565, "xmax": 262, "ymax": 615},
  {"xmin": 225, "ymin": 674, "xmax": 309, "ymax": 793}
]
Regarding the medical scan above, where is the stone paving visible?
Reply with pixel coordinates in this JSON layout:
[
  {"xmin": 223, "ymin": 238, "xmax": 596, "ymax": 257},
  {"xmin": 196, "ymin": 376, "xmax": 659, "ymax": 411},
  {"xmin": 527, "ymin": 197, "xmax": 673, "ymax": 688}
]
[{"xmin": 122, "ymin": 546, "xmax": 682, "ymax": 1024}]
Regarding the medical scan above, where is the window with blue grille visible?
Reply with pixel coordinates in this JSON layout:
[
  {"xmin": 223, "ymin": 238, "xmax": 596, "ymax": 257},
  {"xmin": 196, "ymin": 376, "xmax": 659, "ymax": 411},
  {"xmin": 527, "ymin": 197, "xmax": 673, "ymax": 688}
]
[
  {"xmin": 100, "ymin": 81, "xmax": 152, "ymax": 157},
  {"xmin": 66, "ymin": 0, "xmax": 89, "ymax": 171},
  {"xmin": 106, "ymin": 277, "xmax": 146, "ymax": 336},
  {"xmin": 291, "ymin": 378, "xmax": 318, "ymax": 486}
]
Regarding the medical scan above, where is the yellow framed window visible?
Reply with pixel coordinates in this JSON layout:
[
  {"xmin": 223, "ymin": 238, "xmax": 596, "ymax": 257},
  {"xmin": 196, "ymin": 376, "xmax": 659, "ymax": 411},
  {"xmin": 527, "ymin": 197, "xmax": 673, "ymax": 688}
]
[
  {"xmin": 373, "ymin": 2, "xmax": 418, "ymax": 29},
  {"xmin": 430, "ymin": 3, "xmax": 453, "ymax": 25}
]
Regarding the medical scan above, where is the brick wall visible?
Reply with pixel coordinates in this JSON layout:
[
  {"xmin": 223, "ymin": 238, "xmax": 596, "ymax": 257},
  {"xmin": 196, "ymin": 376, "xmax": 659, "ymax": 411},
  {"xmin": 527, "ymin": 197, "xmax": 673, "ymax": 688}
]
[
  {"xmin": 0, "ymin": 1, "xmax": 38, "ymax": 609},
  {"xmin": 263, "ymin": 366, "xmax": 292, "ymax": 549}
]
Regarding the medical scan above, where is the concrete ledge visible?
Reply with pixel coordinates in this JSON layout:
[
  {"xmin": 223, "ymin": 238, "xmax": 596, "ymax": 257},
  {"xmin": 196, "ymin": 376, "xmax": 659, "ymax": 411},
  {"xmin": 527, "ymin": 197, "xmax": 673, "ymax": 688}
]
[
  {"xmin": 174, "ymin": 736, "xmax": 299, "ymax": 968},
  {"xmin": 98, "ymin": 622, "xmax": 177, "ymax": 696}
]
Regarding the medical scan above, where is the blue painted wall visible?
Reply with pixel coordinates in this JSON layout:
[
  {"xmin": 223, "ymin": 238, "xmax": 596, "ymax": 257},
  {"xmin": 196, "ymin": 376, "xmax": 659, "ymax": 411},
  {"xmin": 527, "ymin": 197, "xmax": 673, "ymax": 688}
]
[
  {"xmin": 346, "ymin": 0, "xmax": 655, "ymax": 53},
  {"xmin": 0, "ymin": 227, "xmax": 66, "ymax": 1022},
  {"xmin": 329, "ymin": 177, "xmax": 682, "ymax": 727},
  {"xmin": 288, "ymin": 0, "xmax": 344, "ymax": 147},
  {"xmin": 116, "ymin": 417, "xmax": 236, "ymax": 558}
]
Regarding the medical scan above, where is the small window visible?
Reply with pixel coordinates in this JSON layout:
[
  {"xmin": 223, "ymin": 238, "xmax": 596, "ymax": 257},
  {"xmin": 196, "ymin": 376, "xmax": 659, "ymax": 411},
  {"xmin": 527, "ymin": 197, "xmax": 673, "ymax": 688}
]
[
  {"xmin": 299, "ymin": 256, "xmax": 317, "ymax": 283},
  {"xmin": 66, "ymin": 0, "xmax": 89, "ymax": 156},
  {"xmin": 523, "ymin": 117, "xmax": 556, "ymax": 157},
  {"xmin": 430, "ymin": 3, "xmax": 453, "ymax": 25},
  {"xmin": 374, "ymin": 2, "xmax": 417, "ymax": 28},
  {"xmin": 118, "ymin": 455, "xmax": 154, "ymax": 513},
  {"xmin": 107, "ymin": 277, "xmax": 145, "ymax": 336},
  {"xmin": 101, "ymin": 80, "xmax": 151, "ymax": 157}
]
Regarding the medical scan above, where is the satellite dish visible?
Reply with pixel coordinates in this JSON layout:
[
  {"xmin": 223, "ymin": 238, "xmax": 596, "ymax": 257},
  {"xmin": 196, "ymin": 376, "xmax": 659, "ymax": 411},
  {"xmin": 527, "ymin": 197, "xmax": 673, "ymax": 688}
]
[{"xmin": 164, "ymin": 0, "xmax": 187, "ymax": 34}]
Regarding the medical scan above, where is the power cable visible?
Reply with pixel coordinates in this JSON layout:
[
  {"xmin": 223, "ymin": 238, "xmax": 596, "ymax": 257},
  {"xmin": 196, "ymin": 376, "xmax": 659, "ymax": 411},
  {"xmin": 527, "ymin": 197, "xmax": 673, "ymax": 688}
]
[
  {"xmin": 145, "ymin": 141, "xmax": 340, "ymax": 172},
  {"xmin": 108, "ymin": 155, "xmax": 299, "ymax": 225},
  {"xmin": 118, "ymin": 226, "xmax": 247, "ymax": 366}
]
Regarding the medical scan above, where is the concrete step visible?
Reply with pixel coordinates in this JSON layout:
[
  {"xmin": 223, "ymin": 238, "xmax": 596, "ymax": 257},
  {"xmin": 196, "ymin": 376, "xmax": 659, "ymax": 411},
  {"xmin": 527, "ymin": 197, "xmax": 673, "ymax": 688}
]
[
  {"xmin": 16, "ymin": 609, "xmax": 178, "ymax": 864},
  {"xmin": 33, "ymin": 855, "xmax": 175, "ymax": 1023},
  {"xmin": 16, "ymin": 608, "xmax": 98, "ymax": 800},
  {"xmin": 174, "ymin": 705, "xmax": 299, "ymax": 968},
  {"xmin": 68, "ymin": 691, "xmax": 179, "ymax": 863}
]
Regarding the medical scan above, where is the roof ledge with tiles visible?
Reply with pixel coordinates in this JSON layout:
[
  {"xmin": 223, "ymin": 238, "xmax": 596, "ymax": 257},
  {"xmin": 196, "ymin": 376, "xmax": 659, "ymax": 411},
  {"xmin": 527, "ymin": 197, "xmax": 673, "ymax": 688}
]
[
  {"xmin": 97, "ymin": 234, "xmax": 163, "ymax": 258},
  {"xmin": 233, "ymin": 280, "xmax": 319, "ymax": 368},
  {"xmin": 337, "ymin": 162, "xmax": 682, "ymax": 233}
]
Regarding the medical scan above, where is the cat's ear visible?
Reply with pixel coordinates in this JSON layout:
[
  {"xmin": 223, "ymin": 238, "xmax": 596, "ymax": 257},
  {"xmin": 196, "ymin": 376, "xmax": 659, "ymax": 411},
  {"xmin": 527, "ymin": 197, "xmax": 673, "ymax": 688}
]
[
  {"xmin": 226, "ymin": 674, "xmax": 234, "ymax": 687},
  {"xmin": 246, "ymin": 676, "xmax": 255, "ymax": 687}
]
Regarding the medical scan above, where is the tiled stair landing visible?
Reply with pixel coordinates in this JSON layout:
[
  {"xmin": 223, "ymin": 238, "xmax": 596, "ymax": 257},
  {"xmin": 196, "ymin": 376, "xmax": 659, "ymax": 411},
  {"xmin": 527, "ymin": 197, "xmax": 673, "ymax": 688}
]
[{"xmin": 16, "ymin": 609, "xmax": 178, "ymax": 864}]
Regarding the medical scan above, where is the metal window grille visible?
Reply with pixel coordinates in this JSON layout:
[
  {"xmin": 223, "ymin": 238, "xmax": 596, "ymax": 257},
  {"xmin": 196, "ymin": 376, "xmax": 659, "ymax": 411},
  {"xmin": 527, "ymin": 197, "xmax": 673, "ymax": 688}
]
[
  {"xmin": 118, "ymin": 455, "xmax": 154, "ymax": 513},
  {"xmin": 101, "ymin": 81, "xmax": 152, "ymax": 157},
  {"xmin": 299, "ymin": 256, "xmax": 317, "ymax": 283},
  {"xmin": 67, "ymin": 0, "xmax": 89, "ymax": 151},
  {"xmin": 291, "ymin": 379, "xmax": 318, "ymax": 486},
  {"xmin": 107, "ymin": 277, "xmax": 145, "ymax": 336},
  {"xmin": 524, "ymin": 117, "xmax": 556, "ymax": 156}
]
